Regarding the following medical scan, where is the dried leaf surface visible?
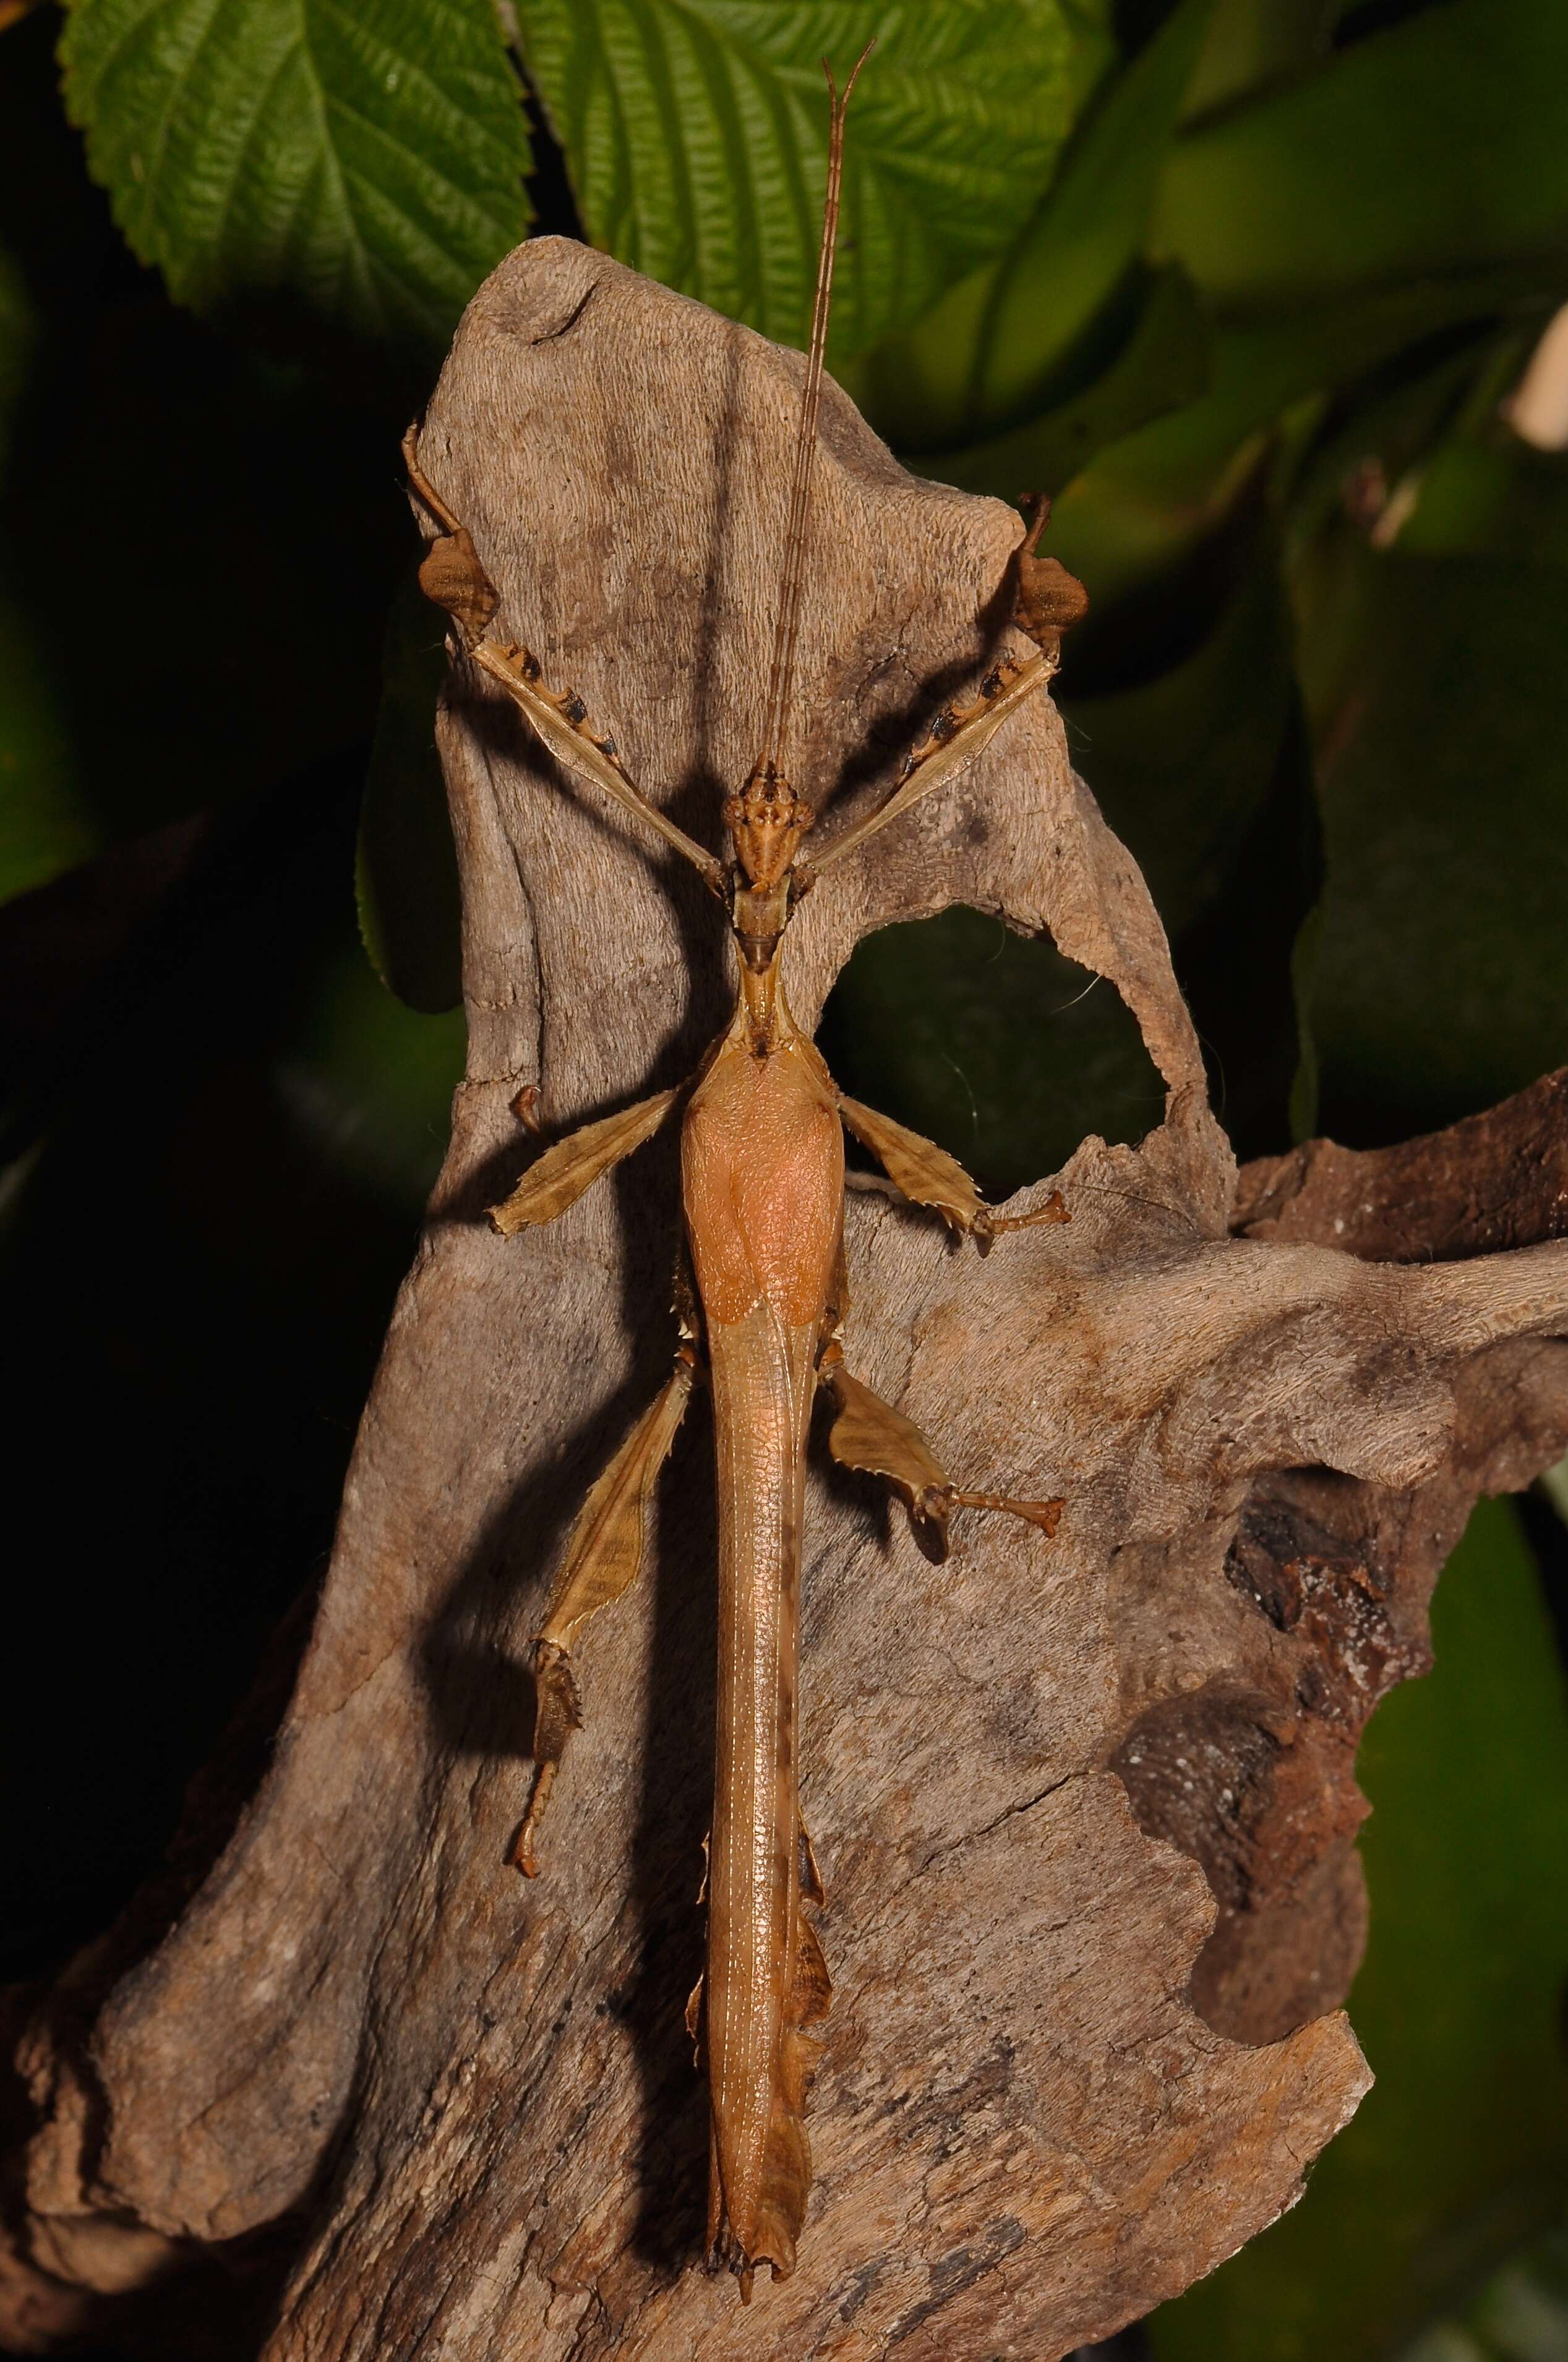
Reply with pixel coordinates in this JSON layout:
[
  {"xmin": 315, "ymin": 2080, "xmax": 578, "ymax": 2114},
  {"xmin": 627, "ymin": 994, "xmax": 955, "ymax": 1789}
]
[{"xmin": 5, "ymin": 243, "xmax": 1568, "ymax": 2361}]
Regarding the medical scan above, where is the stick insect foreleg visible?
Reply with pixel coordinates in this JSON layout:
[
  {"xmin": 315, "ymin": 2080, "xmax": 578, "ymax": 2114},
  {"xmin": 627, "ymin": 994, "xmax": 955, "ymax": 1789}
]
[
  {"xmin": 404, "ymin": 424, "xmax": 727, "ymax": 897},
  {"xmin": 800, "ymin": 496, "xmax": 1087, "ymax": 888}
]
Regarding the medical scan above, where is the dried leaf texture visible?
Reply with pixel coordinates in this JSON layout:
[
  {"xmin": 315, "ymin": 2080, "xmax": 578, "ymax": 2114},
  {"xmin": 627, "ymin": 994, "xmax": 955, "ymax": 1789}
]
[{"xmin": 5, "ymin": 241, "xmax": 1568, "ymax": 2361}]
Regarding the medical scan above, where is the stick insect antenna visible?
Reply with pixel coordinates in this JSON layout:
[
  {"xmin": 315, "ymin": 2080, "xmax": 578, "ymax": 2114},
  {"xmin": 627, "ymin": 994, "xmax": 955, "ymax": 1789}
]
[{"xmin": 757, "ymin": 41, "xmax": 873, "ymax": 778}]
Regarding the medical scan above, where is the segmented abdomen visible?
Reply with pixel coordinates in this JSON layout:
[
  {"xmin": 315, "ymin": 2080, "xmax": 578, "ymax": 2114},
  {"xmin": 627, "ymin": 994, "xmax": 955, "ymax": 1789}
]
[{"xmin": 680, "ymin": 1033, "xmax": 842, "ymax": 2291}]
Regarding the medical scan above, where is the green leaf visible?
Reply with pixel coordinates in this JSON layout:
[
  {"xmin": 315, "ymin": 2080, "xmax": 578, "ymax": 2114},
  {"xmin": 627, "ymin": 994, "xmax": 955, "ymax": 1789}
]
[
  {"xmin": 279, "ymin": 940, "xmax": 465, "ymax": 1208},
  {"xmin": 1059, "ymin": 0, "xmax": 1118, "ymax": 114},
  {"xmin": 1397, "ymin": 434, "xmax": 1568, "ymax": 569},
  {"xmin": 512, "ymin": 0, "xmax": 1079, "ymax": 359},
  {"xmin": 984, "ymin": 267, "xmax": 1563, "ymax": 617},
  {"xmin": 356, "ymin": 566, "xmax": 463, "ymax": 1013},
  {"xmin": 1292, "ymin": 523, "xmax": 1568, "ymax": 1141},
  {"xmin": 1061, "ymin": 547, "xmax": 1320, "ymax": 1159},
  {"xmin": 0, "ymin": 586, "xmax": 96, "ymax": 908},
  {"xmin": 59, "ymin": 0, "xmax": 531, "ymax": 348},
  {"xmin": 915, "ymin": 262, "xmax": 1210, "ymax": 502},
  {"xmin": 1060, "ymin": 556, "xmax": 1297, "ymax": 934},
  {"xmin": 852, "ymin": 0, "xmax": 1217, "ymax": 449},
  {"xmin": 1397, "ymin": 2219, "xmax": 1568, "ymax": 2362},
  {"xmin": 1158, "ymin": 0, "xmax": 1568, "ymax": 314},
  {"xmin": 1151, "ymin": 1498, "xmax": 1568, "ymax": 2362},
  {"xmin": 1183, "ymin": 0, "xmax": 1340, "ymax": 116}
]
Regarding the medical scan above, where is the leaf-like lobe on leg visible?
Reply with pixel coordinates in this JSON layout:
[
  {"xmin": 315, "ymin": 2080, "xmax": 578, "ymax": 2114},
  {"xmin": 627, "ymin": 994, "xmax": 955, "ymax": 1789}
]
[
  {"xmin": 838, "ymin": 1094, "xmax": 985, "ymax": 1234},
  {"xmin": 489, "ymin": 1088, "xmax": 680, "ymax": 1234},
  {"xmin": 838, "ymin": 1094, "xmax": 1069, "ymax": 1244},
  {"xmin": 823, "ymin": 1355, "xmax": 956, "ymax": 1560},
  {"xmin": 417, "ymin": 528, "xmax": 500, "ymax": 649},
  {"xmin": 515, "ymin": 1360, "xmax": 694, "ymax": 1875},
  {"xmin": 1014, "ymin": 492, "xmax": 1089, "ymax": 659},
  {"xmin": 824, "ymin": 1358, "xmax": 1065, "ymax": 1555},
  {"xmin": 403, "ymin": 422, "xmax": 502, "ymax": 650}
]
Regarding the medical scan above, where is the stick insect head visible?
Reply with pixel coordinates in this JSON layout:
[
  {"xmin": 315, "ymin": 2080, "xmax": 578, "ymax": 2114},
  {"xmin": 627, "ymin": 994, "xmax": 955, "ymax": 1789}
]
[
  {"xmin": 724, "ymin": 43, "xmax": 872, "ymax": 909},
  {"xmin": 724, "ymin": 758, "xmax": 814, "ymax": 895}
]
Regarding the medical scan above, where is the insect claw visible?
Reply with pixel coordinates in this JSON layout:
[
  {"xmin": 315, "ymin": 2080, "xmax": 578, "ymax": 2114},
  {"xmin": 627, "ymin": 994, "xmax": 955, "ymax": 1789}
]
[
  {"xmin": 946, "ymin": 1487, "xmax": 1065, "ymax": 1539},
  {"xmin": 974, "ymin": 1189, "xmax": 1070, "ymax": 1242}
]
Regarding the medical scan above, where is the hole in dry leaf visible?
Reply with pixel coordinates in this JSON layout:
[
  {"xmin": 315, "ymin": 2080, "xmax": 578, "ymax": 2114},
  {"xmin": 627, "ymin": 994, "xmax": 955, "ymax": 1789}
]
[{"xmin": 816, "ymin": 907, "xmax": 1165, "ymax": 1198}]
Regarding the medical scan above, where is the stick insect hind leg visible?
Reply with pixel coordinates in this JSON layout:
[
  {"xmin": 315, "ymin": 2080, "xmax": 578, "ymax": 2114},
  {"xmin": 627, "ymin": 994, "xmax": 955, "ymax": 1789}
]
[
  {"xmin": 818, "ymin": 1339, "xmax": 1063, "ymax": 1566},
  {"xmin": 513, "ymin": 1312, "xmax": 703, "ymax": 1878},
  {"xmin": 475, "ymin": 1042, "xmax": 706, "ymax": 1876}
]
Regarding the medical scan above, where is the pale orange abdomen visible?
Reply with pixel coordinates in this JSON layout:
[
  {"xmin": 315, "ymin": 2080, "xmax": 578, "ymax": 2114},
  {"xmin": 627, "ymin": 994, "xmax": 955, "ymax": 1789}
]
[{"xmin": 680, "ymin": 1036, "xmax": 842, "ymax": 2285}]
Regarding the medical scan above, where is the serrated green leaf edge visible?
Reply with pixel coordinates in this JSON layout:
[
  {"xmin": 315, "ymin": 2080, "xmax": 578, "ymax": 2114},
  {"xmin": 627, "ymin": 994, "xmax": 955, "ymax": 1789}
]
[
  {"xmin": 513, "ymin": 0, "xmax": 1079, "ymax": 359},
  {"xmin": 59, "ymin": 0, "xmax": 531, "ymax": 348}
]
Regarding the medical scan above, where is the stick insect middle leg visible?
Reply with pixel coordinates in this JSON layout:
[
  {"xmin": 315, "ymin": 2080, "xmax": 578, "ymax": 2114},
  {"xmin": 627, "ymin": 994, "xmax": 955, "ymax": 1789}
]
[{"xmin": 837, "ymin": 1092, "xmax": 1069, "ymax": 1250}]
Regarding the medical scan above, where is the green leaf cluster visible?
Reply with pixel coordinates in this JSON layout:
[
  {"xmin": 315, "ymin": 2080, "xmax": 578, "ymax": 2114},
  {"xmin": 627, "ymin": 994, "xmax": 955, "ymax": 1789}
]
[
  {"xmin": 830, "ymin": 0, "xmax": 1568, "ymax": 1171},
  {"xmin": 54, "ymin": 0, "xmax": 1089, "ymax": 359},
  {"xmin": 515, "ymin": 0, "xmax": 1086, "ymax": 356},
  {"xmin": 59, "ymin": 0, "xmax": 533, "ymax": 348}
]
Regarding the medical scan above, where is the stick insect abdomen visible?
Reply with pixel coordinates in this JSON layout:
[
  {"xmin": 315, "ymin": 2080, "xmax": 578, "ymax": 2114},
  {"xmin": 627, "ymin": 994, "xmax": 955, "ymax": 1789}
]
[{"xmin": 681, "ymin": 1031, "xmax": 841, "ymax": 2293}]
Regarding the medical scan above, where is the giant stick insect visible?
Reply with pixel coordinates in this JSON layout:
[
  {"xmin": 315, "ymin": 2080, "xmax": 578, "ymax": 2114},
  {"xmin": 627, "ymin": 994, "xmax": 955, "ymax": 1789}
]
[{"xmin": 404, "ymin": 49, "xmax": 1088, "ymax": 2303}]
